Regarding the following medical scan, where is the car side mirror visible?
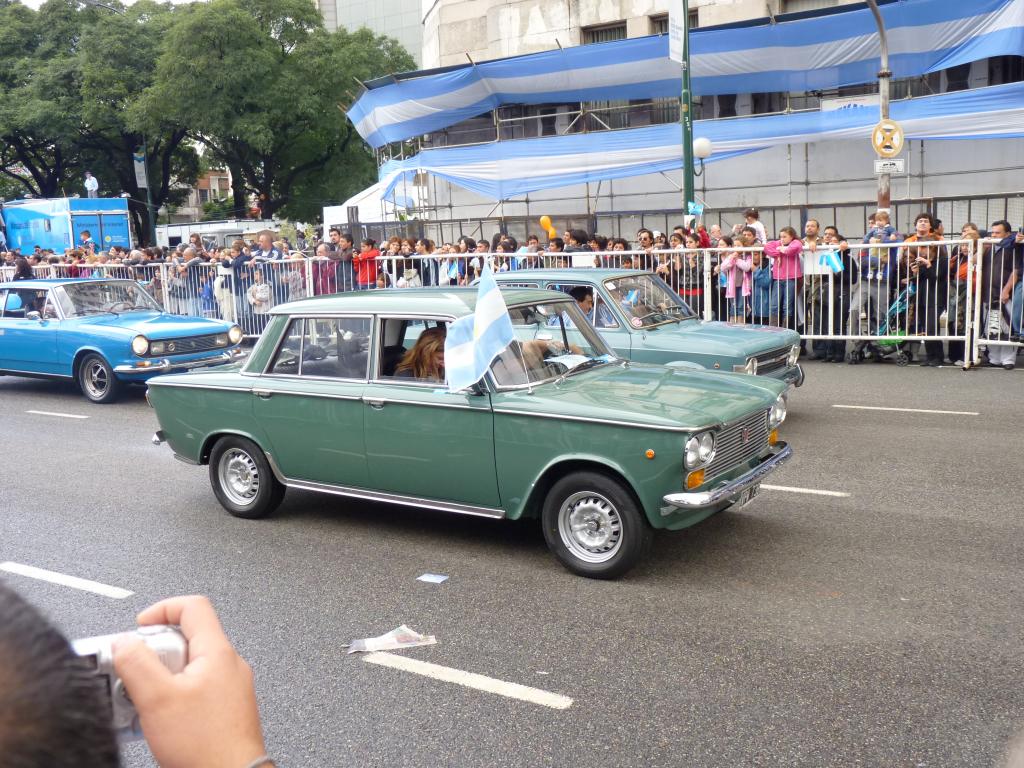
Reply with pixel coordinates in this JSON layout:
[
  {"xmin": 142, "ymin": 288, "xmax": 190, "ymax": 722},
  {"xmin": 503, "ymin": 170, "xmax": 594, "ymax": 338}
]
[{"xmin": 26, "ymin": 311, "xmax": 42, "ymax": 322}]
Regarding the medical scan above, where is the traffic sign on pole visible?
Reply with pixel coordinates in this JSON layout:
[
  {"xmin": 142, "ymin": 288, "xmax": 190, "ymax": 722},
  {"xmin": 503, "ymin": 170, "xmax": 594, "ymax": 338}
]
[{"xmin": 871, "ymin": 119, "xmax": 904, "ymax": 158}]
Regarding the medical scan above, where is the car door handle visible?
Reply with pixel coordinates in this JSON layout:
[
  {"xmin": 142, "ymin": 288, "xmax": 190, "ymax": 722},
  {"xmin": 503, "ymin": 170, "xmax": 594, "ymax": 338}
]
[
  {"xmin": 363, "ymin": 397, "xmax": 385, "ymax": 409},
  {"xmin": 253, "ymin": 389, "xmax": 273, "ymax": 399}
]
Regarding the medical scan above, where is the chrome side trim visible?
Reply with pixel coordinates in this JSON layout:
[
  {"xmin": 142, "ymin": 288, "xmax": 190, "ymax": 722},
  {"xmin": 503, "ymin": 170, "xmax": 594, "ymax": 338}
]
[
  {"xmin": 172, "ymin": 453, "xmax": 199, "ymax": 466},
  {"xmin": 254, "ymin": 389, "xmax": 363, "ymax": 402},
  {"xmin": 0, "ymin": 369, "xmax": 74, "ymax": 380},
  {"xmin": 263, "ymin": 452, "xmax": 505, "ymax": 519},
  {"xmin": 492, "ymin": 408, "xmax": 711, "ymax": 433},
  {"xmin": 661, "ymin": 443, "xmax": 792, "ymax": 513},
  {"xmin": 366, "ymin": 396, "xmax": 477, "ymax": 410},
  {"xmin": 146, "ymin": 382, "xmax": 252, "ymax": 393}
]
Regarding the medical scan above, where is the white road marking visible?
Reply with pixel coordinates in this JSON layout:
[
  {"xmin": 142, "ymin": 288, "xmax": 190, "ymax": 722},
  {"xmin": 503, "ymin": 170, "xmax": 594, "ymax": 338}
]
[
  {"xmin": 0, "ymin": 562, "xmax": 133, "ymax": 599},
  {"xmin": 363, "ymin": 652, "xmax": 573, "ymax": 710},
  {"xmin": 832, "ymin": 404, "xmax": 979, "ymax": 416},
  {"xmin": 25, "ymin": 410, "xmax": 90, "ymax": 419},
  {"xmin": 761, "ymin": 484, "xmax": 851, "ymax": 498}
]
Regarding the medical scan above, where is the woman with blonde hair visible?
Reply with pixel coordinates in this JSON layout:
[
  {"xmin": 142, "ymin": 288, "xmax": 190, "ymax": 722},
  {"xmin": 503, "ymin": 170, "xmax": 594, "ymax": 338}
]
[{"xmin": 394, "ymin": 326, "xmax": 447, "ymax": 382}]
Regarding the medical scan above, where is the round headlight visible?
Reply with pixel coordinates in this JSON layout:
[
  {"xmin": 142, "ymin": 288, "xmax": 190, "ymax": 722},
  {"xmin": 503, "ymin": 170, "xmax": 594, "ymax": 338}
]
[
  {"xmin": 769, "ymin": 395, "xmax": 787, "ymax": 429},
  {"xmin": 787, "ymin": 344, "xmax": 800, "ymax": 367},
  {"xmin": 698, "ymin": 431, "xmax": 716, "ymax": 463},
  {"xmin": 131, "ymin": 335, "xmax": 149, "ymax": 356},
  {"xmin": 227, "ymin": 325, "xmax": 243, "ymax": 345},
  {"xmin": 684, "ymin": 430, "xmax": 715, "ymax": 469},
  {"xmin": 744, "ymin": 357, "xmax": 758, "ymax": 375},
  {"xmin": 150, "ymin": 341, "xmax": 166, "ymax": 355}
]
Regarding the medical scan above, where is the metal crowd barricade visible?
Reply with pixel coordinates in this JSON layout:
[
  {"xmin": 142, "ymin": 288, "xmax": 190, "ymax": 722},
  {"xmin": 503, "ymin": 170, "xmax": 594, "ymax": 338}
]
[{"xmin": 5, "ymin": 242, "xmax": 1018, "ymax": 369}]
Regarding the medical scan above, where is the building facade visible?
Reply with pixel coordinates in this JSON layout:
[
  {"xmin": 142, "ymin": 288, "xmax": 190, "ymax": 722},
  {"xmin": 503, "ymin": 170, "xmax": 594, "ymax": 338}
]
[
  {"xmin": 319, "ymin": 0, "xmax": 424, "ymax": 64},
  {"xmin": 353, "ymin": 0, "xmax": 1024, "ymax": 239}
]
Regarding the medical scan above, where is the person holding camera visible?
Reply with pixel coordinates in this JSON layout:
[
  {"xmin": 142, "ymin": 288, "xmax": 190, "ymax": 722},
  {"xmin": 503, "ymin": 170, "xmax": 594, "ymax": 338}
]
[{"xmin": 0, "ymin": 585, "xmax": 271, "ymax": 768}]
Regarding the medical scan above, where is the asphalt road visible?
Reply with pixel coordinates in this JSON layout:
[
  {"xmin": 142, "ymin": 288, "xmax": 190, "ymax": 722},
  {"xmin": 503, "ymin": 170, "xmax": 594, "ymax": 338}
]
[{"xmin": 0, "ymin": 357, "xmax": 1021, "ymax": 768}]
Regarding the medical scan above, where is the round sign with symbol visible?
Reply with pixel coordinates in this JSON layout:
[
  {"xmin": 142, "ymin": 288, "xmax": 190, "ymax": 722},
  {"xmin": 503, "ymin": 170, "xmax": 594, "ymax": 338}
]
[{"xmin": 872, "ymin": 119, "xmax": 904, "ymax": 158}]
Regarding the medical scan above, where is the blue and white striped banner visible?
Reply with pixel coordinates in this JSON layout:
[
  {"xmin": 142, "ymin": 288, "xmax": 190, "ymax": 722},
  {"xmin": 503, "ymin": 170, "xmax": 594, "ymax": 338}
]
[
  {"xmin": 349, "ymin": 0, "xmax": 1024, "ymax": 148},
  {"xmin": 444, "ymin": 261, "xmax": 515, "ymax": 392},
  {"xmin": 377, "ymin": 81, "xmax": 1024, "ymax": 201}
]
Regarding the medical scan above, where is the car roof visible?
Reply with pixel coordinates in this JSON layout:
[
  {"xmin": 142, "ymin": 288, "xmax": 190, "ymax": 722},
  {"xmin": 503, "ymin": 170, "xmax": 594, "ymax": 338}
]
[
  {"xmin": 273, "ymin": 287, "xmax": 566, "ymax": 316},
  {"xmin": 0, "ymin": 278, "xmax": 134, "ymax": 289},
  {"xmin": 492, "ymin": 268, "xmax": 651, "ymax": 283}
]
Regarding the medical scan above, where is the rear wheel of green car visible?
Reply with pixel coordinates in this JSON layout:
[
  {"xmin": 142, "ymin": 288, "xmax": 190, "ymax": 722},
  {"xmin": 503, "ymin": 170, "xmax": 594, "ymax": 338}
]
[
  {"xmin": 209, "ymin": 436, "xmax": 285, "ymax": 519},
  {"xmin": 542, "ymin": 471, "xmax": 652, "ymax": 579}
]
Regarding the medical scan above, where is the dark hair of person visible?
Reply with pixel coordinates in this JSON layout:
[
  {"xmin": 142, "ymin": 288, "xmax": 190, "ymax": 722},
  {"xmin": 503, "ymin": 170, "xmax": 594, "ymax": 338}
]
[
  {"xmin": 361, "ymin": 238, "xmax": 376, "ymax": 248},
  {"xmin": 914, "ymin": 212, "xmax": 934, "ymax": 228},
  {"xmin": 329, "ymin": 227, "xmax": 342, "ymax": 237},
  {"xmin": 549, "ymin": 237, "xmax": 564, "ymax": 251},
  {"xmin": 416, "ymin": 238, "xmax": 434, "ymax": 252},
  {"xmin": 741, "ymin": 226, "xmax": 757, "ymax": 238},
  {"xmin": 591, "ymin": 235, "xmax": 608, "ymax": 251},
  {"xmin": 458, "ymin": 237, "xmax": 476, "ymax": 251},
  {"xmin": 339, "ymin": 232, "xmax": 353, "ymax": 244},
  {"xmin": 569, "ymin": 229, "xmax": 588, "ymax": 245},
  {"xmin": 718, "ymin": 235, "xmax": 734, "ymax": 247},
  {"xmin": 13, "ymin": 257, "xmax": 33, "ymax": 279},
  {"xmin": 611, "ymin": 237, "xmax": 629, "ymax": 249},
  {"xmin": 991, "ymin": 219, "xmax": 1011, "ymax": 233},
  {"xmin": 0, "ymin": 583, "xmax": 120, "ymax": 768},
  {"xmin": 568, "ymin": 285, "xmax": 593, "ymax": 303}
]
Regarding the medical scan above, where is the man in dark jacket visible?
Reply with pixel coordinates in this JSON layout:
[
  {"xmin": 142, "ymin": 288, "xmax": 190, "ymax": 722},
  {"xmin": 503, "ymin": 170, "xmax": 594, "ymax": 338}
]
[{"xmin": 981, "ymin": 220, "xmax": 1022, "ymax": 368}]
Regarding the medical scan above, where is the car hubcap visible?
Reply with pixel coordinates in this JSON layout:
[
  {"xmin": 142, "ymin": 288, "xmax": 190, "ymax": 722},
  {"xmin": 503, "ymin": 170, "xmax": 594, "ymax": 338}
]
[
  {"xmin": 84, "ymin": 362, "xmax": 108, "ymax": 398},
  {"xmin": 558, "ymin": 491, "xmax": 623, "ymax": 563},
  {"xmin": 219, "ymin": 449, "xmax": 260, "ymax": 506}
]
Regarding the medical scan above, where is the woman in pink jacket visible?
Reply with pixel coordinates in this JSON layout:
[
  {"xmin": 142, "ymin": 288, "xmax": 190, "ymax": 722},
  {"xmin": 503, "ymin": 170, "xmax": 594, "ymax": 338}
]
[
  {"xmin": 714, "ymin": 235, "xmax": 752, "ymax": 323},
  {"xmin": 764, "ymin": 226, "xmax": 803, "ymax": 329}
]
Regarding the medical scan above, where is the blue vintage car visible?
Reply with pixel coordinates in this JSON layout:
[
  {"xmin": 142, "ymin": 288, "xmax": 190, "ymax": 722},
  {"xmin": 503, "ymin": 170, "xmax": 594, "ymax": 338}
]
[
  {"xmin": 0, "ymin": 278, "xmax": 244, "ymax": 403},
  {"xmin": 493, "ymin": 269, "xmax": 804, "ymax": 388}
]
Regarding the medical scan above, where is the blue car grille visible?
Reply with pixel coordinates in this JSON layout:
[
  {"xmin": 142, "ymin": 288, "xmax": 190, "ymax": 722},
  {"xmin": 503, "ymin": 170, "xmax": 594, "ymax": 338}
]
[
  {"xmin": 755, "ymin": 346, "xmax": 791, "ymax": 375},
  {"xmin": 157, "ymin": 334, "xmax": 223, "ymax": 355},
  {"xmin": 705, "ymin": 410, "xmax": 769, "ymax": 480}
]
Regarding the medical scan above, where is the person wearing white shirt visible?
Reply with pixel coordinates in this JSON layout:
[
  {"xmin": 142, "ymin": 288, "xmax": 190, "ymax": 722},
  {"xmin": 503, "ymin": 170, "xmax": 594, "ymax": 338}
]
[{"xmin": 84, "ymin": 171, "xmax": 99, "ymax": 198}]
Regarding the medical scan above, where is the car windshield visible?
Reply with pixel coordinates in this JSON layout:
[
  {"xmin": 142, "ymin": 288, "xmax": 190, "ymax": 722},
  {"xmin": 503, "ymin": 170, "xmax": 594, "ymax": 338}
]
[
  {"xmin": 488, "ymin": 300, "xmax": 618, "ymax": 388},
  {"xmin": 59, "ymin": 281, "xmax": 160, "ymax": 317},
  {"xmin": 603, "ymin": 274, "xmax": 696, "ymax": 328}
]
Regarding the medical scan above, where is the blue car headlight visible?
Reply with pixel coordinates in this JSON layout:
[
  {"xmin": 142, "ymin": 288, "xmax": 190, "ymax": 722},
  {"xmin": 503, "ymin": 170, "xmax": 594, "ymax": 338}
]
[
  {"xmin": 131, "ymin": 335, "xmax": 150, "ymax": 356},
  {"xmin": 228, "ymin": 325, "xmax": 243, "ymax": 345}
]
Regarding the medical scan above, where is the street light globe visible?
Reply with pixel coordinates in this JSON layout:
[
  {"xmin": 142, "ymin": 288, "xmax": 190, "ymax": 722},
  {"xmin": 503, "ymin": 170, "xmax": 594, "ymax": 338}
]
[{"xmin": 693, "ymin": 137, "xmax": 714, "ymax": 159}]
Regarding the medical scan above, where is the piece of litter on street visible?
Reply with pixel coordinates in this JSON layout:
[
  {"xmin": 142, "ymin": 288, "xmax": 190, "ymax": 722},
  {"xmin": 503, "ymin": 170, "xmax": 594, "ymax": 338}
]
[
  {"xmin": 417, "ymin": 573, "xmax": 449, "ymax": 584},
  {"xmin": 347, "ymin": 625, "xmax": 437, "ymax": 654},
  {"xmin": 536, "ymin": 671, "xmax": 549, "ymax": 675}
]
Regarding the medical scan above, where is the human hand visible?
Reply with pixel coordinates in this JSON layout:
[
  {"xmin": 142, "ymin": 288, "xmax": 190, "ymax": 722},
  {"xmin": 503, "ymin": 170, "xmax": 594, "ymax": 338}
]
[
  {"xmin": 113, "ymin": 596, "xmax": 266, "ymax": 768},
  {"xmin": 1001, "ymin": 288, "xmax": 1012, "ymax": 304}
]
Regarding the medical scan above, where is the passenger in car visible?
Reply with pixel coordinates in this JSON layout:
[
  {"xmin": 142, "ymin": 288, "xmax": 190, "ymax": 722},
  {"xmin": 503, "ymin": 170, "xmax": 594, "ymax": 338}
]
[{"xmin": 394, "ymin": 326, "xmax": 447, "ymax": 383}]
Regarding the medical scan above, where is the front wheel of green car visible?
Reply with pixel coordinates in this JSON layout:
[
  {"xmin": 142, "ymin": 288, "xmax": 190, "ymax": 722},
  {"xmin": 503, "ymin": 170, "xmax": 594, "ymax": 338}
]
[
  {"xmin": 209, "ymin": 436, "xmax": 285, "ymax": 519},
  {"xmin": 542, "ymin": 471, "xmax": 652, "ymax": 579}
]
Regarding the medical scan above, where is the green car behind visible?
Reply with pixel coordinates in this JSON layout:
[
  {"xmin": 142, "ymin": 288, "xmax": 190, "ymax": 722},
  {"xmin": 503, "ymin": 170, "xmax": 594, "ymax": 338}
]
[
  {"xmin": 148, "ymin": 288, "xmax": 792, "ymax": 578},
  {"xmin": 492, "ymin": 269, "xmax": 804, "ymax": 387}
]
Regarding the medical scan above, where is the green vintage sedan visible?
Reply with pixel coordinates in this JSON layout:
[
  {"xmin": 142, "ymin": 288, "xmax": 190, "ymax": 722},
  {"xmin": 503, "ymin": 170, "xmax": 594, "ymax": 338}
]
[
  {"xmin": 148, "ymin": 288, "xmax": 792, "ymax": 578},
  {"xmin": 492, "ymin": 269, "xmax": 804, "ymax": 388}
]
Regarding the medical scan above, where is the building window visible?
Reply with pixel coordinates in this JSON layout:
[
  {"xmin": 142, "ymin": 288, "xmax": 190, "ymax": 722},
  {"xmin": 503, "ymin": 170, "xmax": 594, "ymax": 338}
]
[
  {"xmin": 989, "ymin": 55, "xmax": 1024, "ymax": 86},
  {"xmin": 198, "ymin": 189, "xmax": 210, "ymax": 203},
  {"xmin": 945, "ymin": 63, "xmax": 971, "ymax": 92},
  {"xmin": 716, "ymin": 94, "xmax": 737, "ymax": 118},
  {"xmin": 650, "ymin": 11, "xmax": 696, "ymax": 34},
  {"xmin": 582, "ymin": 22, "xmax": 627, "ymax": 45}
]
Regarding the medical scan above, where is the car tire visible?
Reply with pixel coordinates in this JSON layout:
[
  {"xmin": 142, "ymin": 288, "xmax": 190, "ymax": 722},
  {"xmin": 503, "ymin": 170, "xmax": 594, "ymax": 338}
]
[
  {"xmin": 209, "ymin": 436, "xmax": 285, "ymax": 519},
  {"xmin": 78, "ymin": 353, "xmax": 121, "ymax": 404},
  {"xmin": 541, "ymin": 471, "xmax": 652, "ymax": 579}
]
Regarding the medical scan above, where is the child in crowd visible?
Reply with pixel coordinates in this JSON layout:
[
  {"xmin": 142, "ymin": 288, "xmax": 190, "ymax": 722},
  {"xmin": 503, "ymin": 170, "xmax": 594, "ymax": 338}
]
[
  {"xmin": 714, "ymin": 235, "xmax": 752, "ymax": 323},
  {"xmin": 750, "ymin": 248, "xmax": 777, "ymax": 326},
  {"xmin": 764, "ymin": 226, "xmax": 803, "ymax": 330}
]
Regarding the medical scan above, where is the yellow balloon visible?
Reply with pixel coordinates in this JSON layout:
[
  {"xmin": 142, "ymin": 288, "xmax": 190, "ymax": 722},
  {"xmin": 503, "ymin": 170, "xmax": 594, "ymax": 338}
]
[
  {"xmin": 547, "ymin": 227, "xmax": 558, "ymax": 240},
  {"xmin": 539, "ymin": 215, "xmax": 552, "ymax": 230}
]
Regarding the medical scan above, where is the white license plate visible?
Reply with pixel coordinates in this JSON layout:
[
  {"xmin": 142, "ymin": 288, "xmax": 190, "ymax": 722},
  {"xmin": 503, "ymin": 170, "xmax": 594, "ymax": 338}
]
[{"xmin": 735, "ymin": 483, "xmax": 760, "ymax": 508}]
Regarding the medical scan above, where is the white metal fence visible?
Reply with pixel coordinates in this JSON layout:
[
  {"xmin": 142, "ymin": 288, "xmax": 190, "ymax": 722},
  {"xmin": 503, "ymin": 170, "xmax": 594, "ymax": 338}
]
[{"xmin": 3, "ymin": 239, "xmax": 1020, "ymax": 368}]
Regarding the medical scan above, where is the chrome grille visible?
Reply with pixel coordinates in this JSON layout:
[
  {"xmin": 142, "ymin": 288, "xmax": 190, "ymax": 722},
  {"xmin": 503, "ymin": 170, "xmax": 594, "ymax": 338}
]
[
  {"xmin": 158, "ymin": 334, "xmax": 223, "ymax": 355},
  {"xmin": 755, "ymin": 346, "xmax": 790, "ymax": 376},
  {"xmin": 705, "ymin": 410, "xmax": 769, "ymax": 480}
]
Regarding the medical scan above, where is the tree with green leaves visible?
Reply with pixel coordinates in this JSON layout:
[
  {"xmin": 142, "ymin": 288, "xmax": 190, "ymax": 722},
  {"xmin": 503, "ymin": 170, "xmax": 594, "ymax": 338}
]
[{"xmin": 145, "ymin": 0, "xmax": 414, "ymax": 223}]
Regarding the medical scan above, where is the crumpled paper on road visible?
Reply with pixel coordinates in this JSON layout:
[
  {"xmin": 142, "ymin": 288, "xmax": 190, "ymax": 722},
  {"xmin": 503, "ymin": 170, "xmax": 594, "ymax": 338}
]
[{"xmin": 346, "ymin": 625, "xmax": 437, "ymax": 654}]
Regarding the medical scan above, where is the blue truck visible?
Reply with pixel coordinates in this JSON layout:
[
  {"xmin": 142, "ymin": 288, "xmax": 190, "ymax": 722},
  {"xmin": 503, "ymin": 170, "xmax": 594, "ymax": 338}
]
[{"xmin": 0, "ymin": 197, "xmax": 132, "ymax": 253}]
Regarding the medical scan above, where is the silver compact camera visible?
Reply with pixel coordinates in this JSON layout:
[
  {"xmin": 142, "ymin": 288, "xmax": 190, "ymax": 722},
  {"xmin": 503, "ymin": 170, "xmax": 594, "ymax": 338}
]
[{"xmin": 72, "ymin": 625, "xmax": 188, "ymax": 742}]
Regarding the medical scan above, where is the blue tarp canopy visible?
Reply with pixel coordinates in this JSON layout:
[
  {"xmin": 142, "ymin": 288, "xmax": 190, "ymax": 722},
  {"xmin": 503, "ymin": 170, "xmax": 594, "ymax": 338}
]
[
  {"xmin": 378, "ymin": 81, "xmax": 1024, "ymax": 201},
  {"xmin": 349, "ymin": 0, "xmax": 1024, "ymax": 149}
]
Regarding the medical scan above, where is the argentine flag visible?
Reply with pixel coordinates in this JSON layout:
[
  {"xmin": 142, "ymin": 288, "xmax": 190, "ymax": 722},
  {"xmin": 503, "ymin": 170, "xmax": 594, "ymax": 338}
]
[
  {"xmin": 445, "ymin": 261, "xmax": 514, "ymax": 392},
  {"xmin": 819, "ymin": 249, "xmax": 844, "ymax": 273}
]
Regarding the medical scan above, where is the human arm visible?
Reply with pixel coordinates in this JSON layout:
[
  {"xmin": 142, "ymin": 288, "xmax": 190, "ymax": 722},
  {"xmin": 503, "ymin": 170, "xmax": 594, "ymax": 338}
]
[{"xmin": 112, "ymin": 596, "xmax": 267, "ymax": 768}]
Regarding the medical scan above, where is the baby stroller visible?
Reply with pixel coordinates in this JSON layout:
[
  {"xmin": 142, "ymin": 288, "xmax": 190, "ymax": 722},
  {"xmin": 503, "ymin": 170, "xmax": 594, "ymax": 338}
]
[{"xmin": 847, "ymin": 284, "xmax": 917, "ymax": 366}]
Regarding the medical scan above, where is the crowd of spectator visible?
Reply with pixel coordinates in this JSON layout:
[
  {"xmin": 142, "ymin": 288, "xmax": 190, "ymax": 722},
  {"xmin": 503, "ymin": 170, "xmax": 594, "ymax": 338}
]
[{"xmin": 2, "ymin": 207, "xmax": 1021, "ymax": 367}]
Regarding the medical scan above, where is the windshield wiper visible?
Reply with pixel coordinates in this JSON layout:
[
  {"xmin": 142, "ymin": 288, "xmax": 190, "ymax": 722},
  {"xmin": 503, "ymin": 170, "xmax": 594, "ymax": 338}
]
[
  {"xmin": 79, "ymin": 308, "xmax": 118, "ymax": 316},
  {"xmin": 566, "ymin": 357, "xmax": 612, "ymax": 376}
]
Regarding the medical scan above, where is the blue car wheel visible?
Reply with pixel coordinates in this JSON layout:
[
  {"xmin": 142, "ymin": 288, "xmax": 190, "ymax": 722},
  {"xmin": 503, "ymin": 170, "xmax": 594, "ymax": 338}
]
[{"xmin": 78, "ymin": 353, "xmax": 121, "ymax": 404}]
